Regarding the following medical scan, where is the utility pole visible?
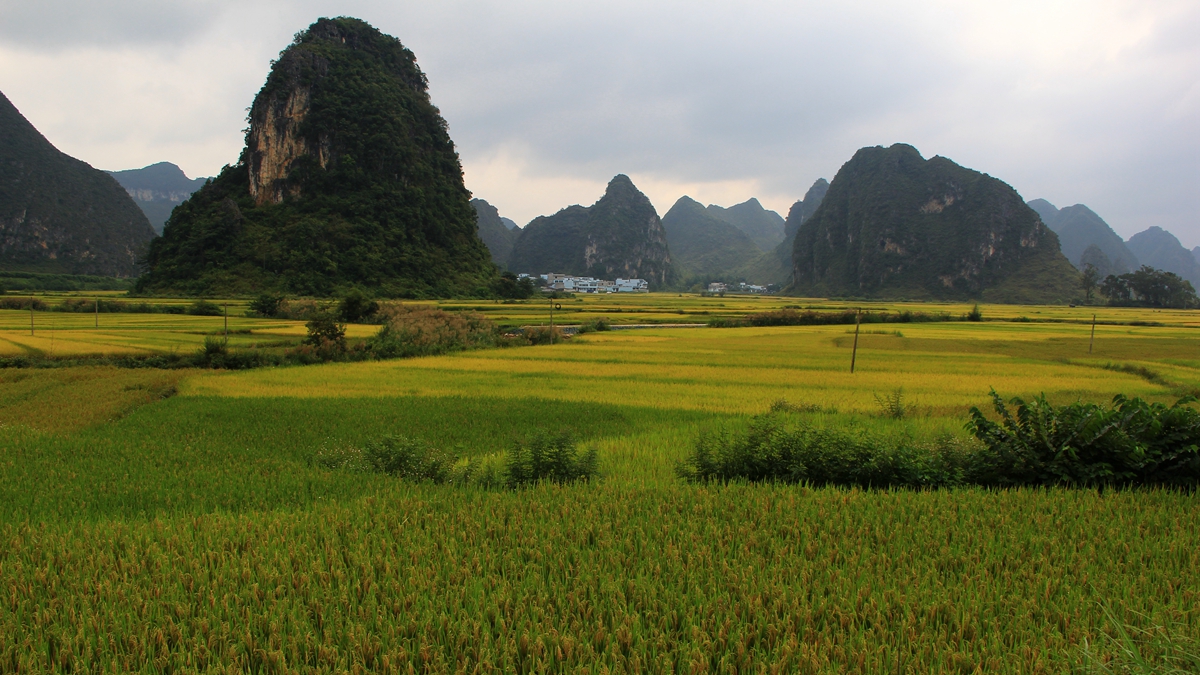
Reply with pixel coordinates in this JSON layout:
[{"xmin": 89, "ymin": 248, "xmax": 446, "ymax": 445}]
[
  {"xmin": 1089, "ymin": 314, "xmax": 1096, "ymax": 354},
  {"xmin": 29, "ymin": 297, "xmax": 34, "ymax": 336},
  {"xmin": 95, "ymin": 297, "xmax": 99, "ymax": 328},
  {"xmin": 549, "ymin": 298, "xmax": 554, "ymax": 345},
  {"xmin": 850, "ymin": 310, "xmax": 861, "ymax": 373},
  {"xmin": 224, "ymin": 302, "xmax": 229, "ymax": 344}
]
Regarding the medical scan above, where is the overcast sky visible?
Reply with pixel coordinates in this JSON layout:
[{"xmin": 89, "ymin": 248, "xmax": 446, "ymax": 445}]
[{"xmin": 1, "ymin": 0, "xmax": 1197, "ymax": 244}]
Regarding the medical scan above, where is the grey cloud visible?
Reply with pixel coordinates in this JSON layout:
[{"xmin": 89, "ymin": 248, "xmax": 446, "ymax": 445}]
[{"xmin": 0, "ymin": 0, "xmax": 230, "ymax": 49}]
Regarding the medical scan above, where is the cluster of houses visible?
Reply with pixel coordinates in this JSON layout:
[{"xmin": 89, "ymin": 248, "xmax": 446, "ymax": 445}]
[
  {"xmin": 707, "ymin": 282, "xmax": 769, "ymax": 294},
  {"xmin": 517, "ymin": 273, "xmax": 650, "ymax": 293}
]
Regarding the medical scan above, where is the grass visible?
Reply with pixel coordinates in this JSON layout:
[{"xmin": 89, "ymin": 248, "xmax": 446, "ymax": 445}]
[{"xmin": 1, "ymin": 297, "xmax": 1199, "ymax": 672}]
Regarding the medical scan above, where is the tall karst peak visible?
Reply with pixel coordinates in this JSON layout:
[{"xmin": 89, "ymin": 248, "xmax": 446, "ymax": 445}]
[
  {"xmin": 792, "ymin": 144, "xmax": 1077, "ymax": 303},
  {"xmin": 138, "ymin": 17, "xmax": 495, "ymax": 296}
]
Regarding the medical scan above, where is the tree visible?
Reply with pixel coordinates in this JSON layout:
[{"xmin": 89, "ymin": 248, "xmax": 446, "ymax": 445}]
[
  {"xmin": 249, "ymin": 292, "xmax": 284, "ymax": 317},
  {"xmin": 1102, "ymin": 266, "xmax": 1198, "ymax": 308},
  {"xmin": 1080, "ymin": 264, "xmax": 1100, "ymax": 303},
  {"xmin": 338, "ymin": 289, "xmax": 379, "ymax": 323}
]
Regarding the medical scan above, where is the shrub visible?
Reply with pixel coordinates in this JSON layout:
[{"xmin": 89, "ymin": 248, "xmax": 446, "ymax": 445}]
[
  {"xmin": 966, "ymin": 304, "xmax": 983, "ymax": 321},
  {"xmin": 676, "ymin": 413, "xmax": 970, "ymax": 489},
  {"xmin": 0, "ymin": 297, "xmax": 48, "ymax": 311},
  {"xmin": 363, "ymin": 436, "xmax": 456, "ymax": 483},
  {"xmin": 248, "ymin": 292, "xmax": 285, "ymax": 318},
  {"xmin": 523, "ymin": 325, "xmax": 566, "ymax": 345},
  {"xmin": 188, "ymin": 300, "xmax": 223, "ymax": 316},
  {"xmin": 505, "ymin": 432, "xmax": 599, "ymax": 488},
  {"xmin": 966, "ymin": 391, "xmax": 1200, "ymax": 488},
  {"xmin": 366, "ymin": 304, "xmax": 502, "ymax": 358},
  {"xmin": 874, "ymin": 389, "xmax": 908, "ymax": 419},
  {"xmin": 338, "ymin": 289, "xmax": 380, "ymax": 323},
  {"xmin": 303, "ymin": 311, "xmax": 347, "ymax": 360},
  {"xmin": 576, "ymin": 317, "xmax": 612, "ymax": 334}
]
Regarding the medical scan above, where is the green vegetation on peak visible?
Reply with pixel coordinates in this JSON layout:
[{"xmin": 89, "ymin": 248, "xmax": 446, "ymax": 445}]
[
  {"xmin": 792, "ymin": 144, "xmax": 1078, "ymax": 302},
  {"xmin": 706, "ymin": 197, "xmax": 785, "ymax": 251},
  {"xmin": 136, "ymin": 17, "xmax": 496, "ymax": 297},
  {"xmin": 662, "ymin": 196, "xmax": 761, "ymax": 280},
  {"xmin": 507, "ymin": 174, "xmax": 674, "ymax": 286},
  {"xmin": 0, "ymin": 90, "xmax": 156, "ymax": 277}
]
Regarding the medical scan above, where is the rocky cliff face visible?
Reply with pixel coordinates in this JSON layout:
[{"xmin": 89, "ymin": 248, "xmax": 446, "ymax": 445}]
[
  {"xmin": 734, "ymin": 178, "xmax": 828, "ymax": 286},
  {"xmin": 0, "ymin": 90, "xmax": 155, "ymax": 276},
  {"xmin": 792, "ymin": 144, "xmax": 1077, "ymax": 302},
  {"xmin": 663, "ymin": 196, "xmax": 761, "ymax": 278},
  {"xmin": 507, "ymin": 175, "xmax": 673, "ymax": 286},
  {"xmin": 471, "ymin": 198, "xmax": 516, "ymax": 267},
  {"xmin": 137, "ymin": 17, "xmax": 495, "ymax": 296}
]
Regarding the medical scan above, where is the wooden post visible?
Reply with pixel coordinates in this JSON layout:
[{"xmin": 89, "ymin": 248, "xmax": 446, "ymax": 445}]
[
  {"xmin": 94, "ymin": 297, "xmax": 99, "ymax": 328},
  {"xmin": 224, "ymin": 302, "xmax": 229, "ymax": 344},
  {"xmin": 29, "ymin": 297, "xmax": 34, "ymax": 336},
  {"xmin": 1089, "ymin": 314, "xmax": 1096, "ymax": 354},
  {"xmin": 850, "ymin": 310, "xmax": 861, "ymax": 373},
  {"xmin": 549, "ymin": 298, "xmax": 554, "ymax": 345}
]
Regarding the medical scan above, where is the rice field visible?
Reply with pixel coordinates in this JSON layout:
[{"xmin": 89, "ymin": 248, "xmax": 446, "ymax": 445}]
[{"xmin": 1, "ymin": 294, "xmax": 1198, "ymax": 672}]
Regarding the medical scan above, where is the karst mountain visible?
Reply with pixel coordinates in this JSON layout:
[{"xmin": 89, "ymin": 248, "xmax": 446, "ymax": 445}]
[
  {"xmin": 792, "ymin": 144, "xmax": 1077, "ymax": 302},
  {"xmin": 136, "ymin": 17, "xmax": 495, "ymax": 296},
  {"xmin": 506, "ymin": 175, "xmax": 673, "ymax": 286}
]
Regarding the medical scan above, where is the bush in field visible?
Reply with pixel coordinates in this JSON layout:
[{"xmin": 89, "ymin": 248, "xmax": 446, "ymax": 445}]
[
  {"xmin": 248, "ymin": 292, "xmax": 285, "ymax": 318},
  {"xmin": 505, "ymin": 432, "xmax": 599, "ymax": 488},
  {"xmin": 363, "ymin": 435, "xmax": 456, "ymax": 483},
  {"xmin": 303, "ymin": 311, "xmax": 347, "ymax": 360},
  {"xmin": 338, "ymin": 289, "xmax": 380, "ymax": 323},
  {"xmin": 0, "ymin": 297, "xmax": 48, "ymax": 311},
  {"xmin": 576, "ymin": 317, "xmax": 612, "ymax": 334},
  {"xmin": 967, "ymin": 391, "xmax": 1200, "ymax": 488},
  {"xmin": 522, "ymin": 325, "xmax": 565, "ymax": 345},
  {"xmin": 676, "ymin": 412, "xmax": 970, "ymax": 488},
  {"xmin": 187, "ymin": 300, "xmax": 223, "ymax": 316},
  {"xmin": 366, "ymin": 304, "xmax": 501, "ymax": 358}
]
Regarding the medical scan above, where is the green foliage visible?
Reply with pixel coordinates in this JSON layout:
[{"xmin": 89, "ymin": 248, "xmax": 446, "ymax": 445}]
[
  {"xmin": 491, "ymin": 271, "xmax": 536, "ymax": 299},
  {"xmin": 135, "ymin": 18, "xmax": 496, "ymax": 297},
  {"xmin": 1081, "ymin": 264, "xmax": 1101, "ymax": 302},
  {"xmin": 187, "ymin": 299, "xmax": 223, "ymax": 316},
  {"xmin": 966, "ymin": 304, "xmax": 983, "ymax": 321},
  {"xmin": 521, "ymin": 325, "xmax": 565, "ymax": 345},
  {"xmin": 1101, "ymin": 266, "xmax": 1199, "ymax": 308},
  {"xmin": 303, "ymin": 311, "xmax": 347, "ymax": 359},
  {"xmin": 0, "ymin": 296, "xmax": 48, "ymax": 311},
  {"xmin": 0, "ymin": 271, "xmax": 132, "ymax": 292},
  {"xmin": 505, "ymin": 432, "xmax": 599, "ymax": 489},
  {"xmin": 337, "ymin": 289, "xmax": 379, "ymax": 323},
  {"xmin": 873, "ymin": 389, "xmax": 908, "ymax": 419},
  {"xmin": 966, "ymin": 391, "xmax": 1200, "ymax": 488},
  {"xmin": 248, "ymin": 292, "xmax": 285, "ymax": 318},
  {"xmin": 575, "ymin": 317, "xmax": 612, "ymax": 334},
  {"xmin": 362, "ymin": 435, "xmax": 456, "ymax": 483},
  {"xmin": 676, "ymin": 412, "xmax": 971, "ymax": 489},
  {"xmin": 662, "ymin": 196, "xmax": 762, "ymax": 279},
  {"xmin": 365, "ymin": 305, "xmax": 502, "ymax": 358}
]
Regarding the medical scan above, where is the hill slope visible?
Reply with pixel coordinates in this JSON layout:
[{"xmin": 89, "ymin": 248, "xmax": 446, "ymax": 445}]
[
  {"xmin": 0, "ymin": 90, "xmax": 155, "ymax": 277},
  {"xmin": 792, "ymin": 144, "xmax": 1077, "ymax": 302},
  {"xmin": 706, "ymin": 198, "xmax": 785, "ymax": 251},
  {"xmin": 1127, "ymin": 227, "xmax": 1200, "ymax": 287},
  {"xmin": 136, "ymin": 17, "xmax": 495, "ymax": 296},
  {"xmin": 471, "ymin": 198, "xmax": 516, "ymax": 267},
  {"xmin": 662, "ymin": 196, "xmax": 762, "ymax": 278},
  {"xmin": 1027, "ymin": 199, "xmax": 1138, "ymax": 274},
  {"xmin": 107, "ymin": 162, "xmax": 208, "ymax": 234},
  {"xmin": 507, "ymin": 175, "xmax": 673, "ymax": 286},
  {"xmin": 736, "ymin": 179, "xmax": 829, "ymax": 285}
]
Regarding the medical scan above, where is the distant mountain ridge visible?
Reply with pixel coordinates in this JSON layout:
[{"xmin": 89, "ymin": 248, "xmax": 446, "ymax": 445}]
[
  {"xmin": 793, "ymin": 144, "xmax": 1077, "ymax": 302},
  {"xmin": 471, "ymin": 198, "xmax": 517, "ymax": 267},
  {"xmin": 1027, "ymin": 199, "xmax": 1138, "ymax": 276},
  {"xmin": 735, "ymin": 179, "xmax": 828, "ymax": 286},
  {"xmin": 107, "ymin": 162, "xmax": 208, "ymax": 233},
  {"xmin": 706, "ymin": 198, "xmax": 785, "ymax": 251},
  {"xmin": 1127, "ymin": 227, "xmax": 1200, "ymax": 287},
  {"xmin": 507, "ymin": 175, "xmax": 673, "ymax": 286},
  {"xmin": 662, "ymin": 196, "xmax": 761, "ymax": 279},
  {"xmin": 0, "ymin": 90, "xmax": 155, "ymax": 277}
]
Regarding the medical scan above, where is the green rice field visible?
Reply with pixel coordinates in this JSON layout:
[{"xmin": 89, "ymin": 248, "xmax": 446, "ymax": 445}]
[{"xmin": 0, "ymin": 294, "xmax": 1197, "ymax": 672}]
